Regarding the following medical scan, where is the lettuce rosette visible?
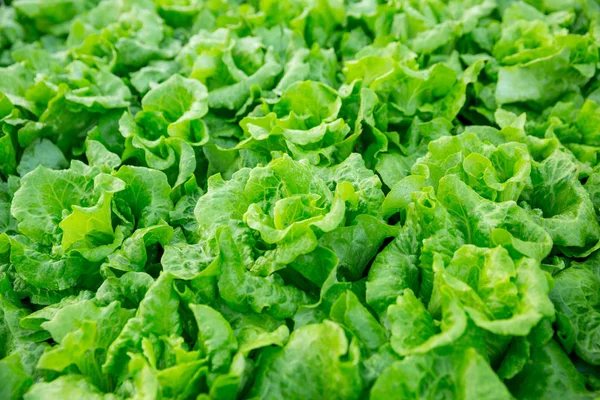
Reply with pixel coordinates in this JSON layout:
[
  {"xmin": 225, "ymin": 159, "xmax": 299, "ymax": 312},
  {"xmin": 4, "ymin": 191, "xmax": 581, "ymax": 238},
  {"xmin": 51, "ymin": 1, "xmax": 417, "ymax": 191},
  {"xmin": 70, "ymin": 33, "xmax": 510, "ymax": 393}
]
[
  {"xmin": 0, "ymin": 44, "xmax": 131, "ymax": 181},
  {"xmin": 177, "ymin": 28, "xmax": 282, "ymax": 114},
  {"xmin": 188, "ymin": 152, "xmax": 394, "ymax": 296},
  {"xmin": 68, "ymin": 0, "xmax": 181, "ymax": 72},
  {"xmin": 119, "ymin": 73, "xmax": 208, "ymax": 190},
  {"xmin": 365, "ymin": 109, "xmax": 600, "ymax": 397}
]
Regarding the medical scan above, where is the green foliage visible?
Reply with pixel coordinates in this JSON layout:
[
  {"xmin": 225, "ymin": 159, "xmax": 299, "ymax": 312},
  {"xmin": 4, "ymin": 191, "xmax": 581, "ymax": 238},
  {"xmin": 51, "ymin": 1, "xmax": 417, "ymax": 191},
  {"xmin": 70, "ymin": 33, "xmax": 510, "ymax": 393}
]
[{"xmin": 1, "ymin": 0, "xmax": 600, "ymax": 399}]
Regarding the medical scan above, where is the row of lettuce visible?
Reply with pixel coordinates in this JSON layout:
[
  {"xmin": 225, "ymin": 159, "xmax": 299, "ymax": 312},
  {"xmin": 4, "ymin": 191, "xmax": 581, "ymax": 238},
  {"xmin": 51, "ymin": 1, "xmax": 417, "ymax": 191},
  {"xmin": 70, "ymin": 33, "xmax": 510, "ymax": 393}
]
[{"xmin": 1, "ymin": 0, "xmax": 600, "ymax": 399}]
